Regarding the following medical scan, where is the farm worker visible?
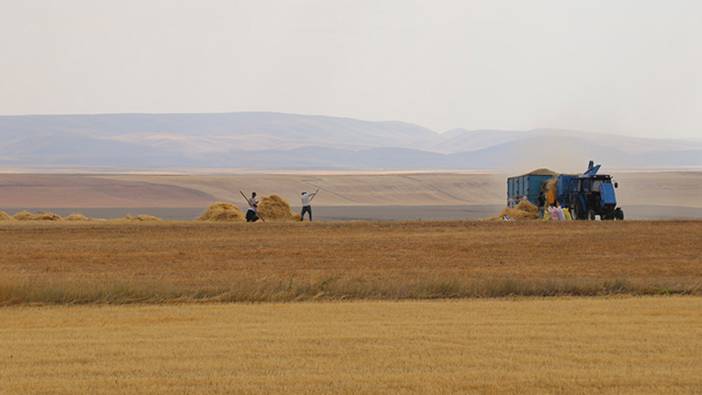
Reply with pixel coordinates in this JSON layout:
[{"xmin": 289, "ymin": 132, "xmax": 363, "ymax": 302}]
[
  {"xmin": 548, "ymin": 205, "xmax": 560, "ymax": 222},
  {"xmin": 300, "ymin": 189, "xmax": 319, "ymax": 221},
  {"xmin": 537, "ymin": 191, "xmax": 546, "ymax": 218},
  {"xmin": 245, "ymin": 192, "xmax": 259, "ymax": 222}
]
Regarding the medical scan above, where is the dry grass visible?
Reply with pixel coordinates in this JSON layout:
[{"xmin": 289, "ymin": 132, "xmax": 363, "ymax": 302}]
[
  {"xmin": 0, "ymin": 210, "xmax": 12, "ymax": 221},
  {"xmin": 0, "ymin": 221, "xmax": 700, "ymax": 304},
  {"xmin": 0, "ymin": 297, "xmax": 701, "ymax": 394},
  {"xmin": 123, "ymin": 214, "xmax": 161, "ymax": 222},
  {"xmin": 197, "ymin": 202, "xmax": 244, "ymax": 222}
]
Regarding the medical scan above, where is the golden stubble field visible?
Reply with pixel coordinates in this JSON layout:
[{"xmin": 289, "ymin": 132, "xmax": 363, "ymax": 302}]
[
  {"xmin": 1, "ymin": 297, "xmax": 701, "ymax": 394},
  {"xmin": 0, "ymin": 220, "xmax": 700, "ymax": 304}
]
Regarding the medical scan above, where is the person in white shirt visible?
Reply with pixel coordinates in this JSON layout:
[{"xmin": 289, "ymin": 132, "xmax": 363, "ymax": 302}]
[
  {"xmin": 245, "ymin": 192, "xmax": 259, "ymax": 222},
  {"xmin": 300, "ymin": 189, "xmax": 319, "ymax": 221}
]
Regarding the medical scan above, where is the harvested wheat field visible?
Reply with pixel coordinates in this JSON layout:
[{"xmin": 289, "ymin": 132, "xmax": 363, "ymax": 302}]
[
  {"xmin": 0, "ymin": 221, "xmax": 700, "ymax": 304},
  {"xmin": 1, "ymin": 297, "xmax": 701, "ymax": 394}
]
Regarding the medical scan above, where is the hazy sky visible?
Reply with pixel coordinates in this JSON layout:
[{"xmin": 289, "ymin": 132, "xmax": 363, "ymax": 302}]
[{"xmin": 1, "ymin": 0, "xmax": 700, "ymax": 138}]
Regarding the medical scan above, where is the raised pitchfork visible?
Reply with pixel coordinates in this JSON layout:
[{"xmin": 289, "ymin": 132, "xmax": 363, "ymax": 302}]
[{"xmin": 240, "ymin": 190, "xmax": 265, "ymax": 222}]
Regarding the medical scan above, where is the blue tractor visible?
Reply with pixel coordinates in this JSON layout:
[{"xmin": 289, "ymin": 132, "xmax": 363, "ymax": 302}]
[{"xmin": 555, "ymin": 161, "xmax": 624, "ymax": 220}]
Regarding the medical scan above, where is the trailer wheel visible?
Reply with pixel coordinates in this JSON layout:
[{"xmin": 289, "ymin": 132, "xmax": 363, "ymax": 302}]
[{"xmin": 588, "ymin": 210, "xmax": 596, "ymax": 220}]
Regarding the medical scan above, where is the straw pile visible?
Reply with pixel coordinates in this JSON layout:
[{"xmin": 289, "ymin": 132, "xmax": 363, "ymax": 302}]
[
  {"xmin": 13, "ymin": 211, "xmax": 63, "ymax": 221},
  {"xmin": 65, "ymin": 213, "xmax": 91, "ymax": 221},
  {"xmin": 124, "ymin": 214, "xmax": 161, "ymax": 222},
  {"xmin": 515, "ymin": 200, "xmax": 539, "ymax": 214},
  {"xmin": 37, "ymin": 212, "xmax": 63, "ymax": 221},
  {"xmin": 491, "ymin": 200, "xmax": 539, "ymax": 221},
  {"xmin": 258, "ymin": 195, "xmax": 296, "ymax": 221},
  {"xmin": 198, "ymin": 202, "xmax": 245, "ymax": 222},
  {"xmin": 527, "ymin": 168, "xmax": 558, "ymax": 177},
  {"xmin": 0, "ymin": 211, "xmax": 12, "ymax": 221}
]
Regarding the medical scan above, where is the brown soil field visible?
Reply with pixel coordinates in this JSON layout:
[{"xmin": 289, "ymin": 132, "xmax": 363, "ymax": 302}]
[
  {"xmin": 1, "ymin": 221, "xmax": 700, "ymax": 304},
  {"xmin": 107, "ymin": 171, "xmax": 702, "ymax": 208},
  {"xmin": 2, "ymin": 171, "xmax": 701, "ymax": 209},
  {"xmin": 0, "ymin": 174, "xmax": 215, "ymax": 208},
  {"xmin": 1, "ymin": 297, "xmax": 701, "ymax": 394}
]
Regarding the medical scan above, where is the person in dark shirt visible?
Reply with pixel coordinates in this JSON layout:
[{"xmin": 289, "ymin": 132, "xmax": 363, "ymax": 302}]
[{"xmin": 537, "ymin": 190, "xmax": 546, "ymax": 219}]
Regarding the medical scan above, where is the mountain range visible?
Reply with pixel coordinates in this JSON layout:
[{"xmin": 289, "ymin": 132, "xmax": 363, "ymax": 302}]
[{"xmin": 1, "ymin": 112, "xmax": 700, "ymax": 171}]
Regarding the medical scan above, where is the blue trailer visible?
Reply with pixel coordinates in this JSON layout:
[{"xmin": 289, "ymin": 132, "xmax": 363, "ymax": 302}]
[{"xmin": 506, "ymin": 168, "xmax": 557, "ymax": 207}]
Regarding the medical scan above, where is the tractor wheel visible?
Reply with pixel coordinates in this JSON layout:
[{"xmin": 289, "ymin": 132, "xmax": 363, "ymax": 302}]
[
  {"xmin": 614, "ymin": 208, "xmax": 624, "ymax": 221},
  {"xmin": 573, "ymin": 202, "xmax": 586, "ymax": 220}
]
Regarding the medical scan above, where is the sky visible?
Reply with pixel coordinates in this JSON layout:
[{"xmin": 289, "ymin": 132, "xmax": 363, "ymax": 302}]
[{"xmin": 1, "ymin": 0, "xmax": 700, "ymax": 139}]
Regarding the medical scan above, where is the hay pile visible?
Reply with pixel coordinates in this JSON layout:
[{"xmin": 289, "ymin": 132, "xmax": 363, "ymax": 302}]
[
  {"xmin": 13, "ymin": 211, "xmax": 63, "ymax": 221},
  {"xmin": 124, "ymin": 214, "xmax": 161, "ymax": 222},
  {"xmin": 493, "ymin": 200, "xmax": 539, "ymax": 221},
  {"xmin": 65, "ymin": 213, "xmax": 91, "ymax": 221},
  {"xmin": 0, "ymin": 211, "xmax": 12, "ymax": 221},
  {"xmin": 258, "ymin": 195, "xmax": 296, "ymax": 221},
  {"xmin": 198, "ymin": 202, "xmax": 245, "ymax": 222},
  {"xmin": 13, "ymin": 211, "xmax": 34, "ymax": 221},
  {"xmin": 515, "ymin": 200, "xmax": 538, "ymax": 214}
]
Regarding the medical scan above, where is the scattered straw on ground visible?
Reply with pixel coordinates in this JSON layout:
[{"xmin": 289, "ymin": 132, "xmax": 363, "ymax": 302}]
[
  {"xmin": 64, "ymin": 213, "xmax": 91, "ymax": 221},
  {"xmin": 258, "ymin": 195, "xmax": 297, "ymax": 221},
  {"xmin": 489, "ymin": 200, "xmax": 540, "ymax": 221},
  {"xmin": 13, "ymin": 211, "xmax": 62, "ymax": 221},
  {"xmin": 198, "ymin": 202, "xmax": 245, "ymax": 222},
  {"xmin": 124, "ymin": 214, "xmax": 161, "ymax": 222}
]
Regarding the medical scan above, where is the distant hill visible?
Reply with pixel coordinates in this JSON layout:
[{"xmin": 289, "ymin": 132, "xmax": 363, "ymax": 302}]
[{"xmin": 0, "ymin": 112, "xmax": 700, "ymax": 170}]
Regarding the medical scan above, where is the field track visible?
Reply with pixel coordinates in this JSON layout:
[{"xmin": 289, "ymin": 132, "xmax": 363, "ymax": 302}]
[
  {"xmin": 1, "ymin": 221, "xmax": 700, "ymax": 304},
  {"xmin": 1, "ymin": 297, "xmax": 701, "ymax": 394}
]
